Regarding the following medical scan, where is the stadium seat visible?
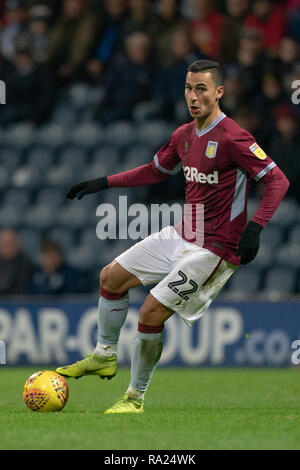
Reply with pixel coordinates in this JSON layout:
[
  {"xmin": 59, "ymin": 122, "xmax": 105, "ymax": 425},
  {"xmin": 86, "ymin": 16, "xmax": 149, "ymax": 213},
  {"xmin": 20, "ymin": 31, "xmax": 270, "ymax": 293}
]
[
  {"xmin": 25, "ymin": 204, "xmax": 57, "ymax": 230},
  {"xmin": 70, "ymin": 122, "xmax": 104, "ymax": 149},
  {"xmin": 68, "ymin": 83, "xmax": 97, "ymax": 111},
  {"xmin": 0, "ymin": 147, "xmax": 23, "ymax": 172},
  {"xmin": 276, "ymin": 243, "xmax": 300, "ymax": 269},
  {"xmin": 3, "ymin": 188, "xmax": 32, "ymax": 210},
  {"xmin": 36, "ymin": 188, "xmax": 65, "ymax": 209},
  {"xmin": 79, "ymin": 227, "xmax": 103, "ymax": 253},
  {"xmin": 67, "ymin": 244, "xmax": 99, "ymax": 270},
  {"xmin": 50, "ymin": 103, "xmax": 76, "ymax": 127},
  {"xmin": 125, "ymin": 145, "xmax": 153, "ymax": 166},
  {"xmin": 248, "ymin": 243, "xmax": 274, "ymax": 270},
  {"xmin": 262, "ymin": 267, "xmax": 296, "ymax": 298},
  {"xmin": 0, "ymin": 206, "xmax": 22, "ymax": 228},
  {"xmin": 91, "ymin": 146, "xmax": 120, "ymax": 166},
  {"xmin": 260, "ymin": 224, "xmax": 284, "ymax": 248},
  {"xmin": 0, "ymin": 167, "xmax": 10, "ymax": 191},
  {"xmin": 287, "ymin": 224, "xmax": 300, "ymax": 244},
  {"xmin": 58, "ymin": 146, "xmax": 88, "ymax": 168},
  {"xmin": 19, "ymin": 229, "xmax": 41, "ymax": 261},
  {"xmin": 57, "ymin": 203, "xmax": 91, "ymax": 229},
  {"xmin": 4, "ymin": 123, "xmax": 35, "ymax": 148},
  {"xmin": 105, "ymin": 121, "xmax": 136, "ymax": 148},
  {"xmin": 11, "ymin": 165, "xmax": 41, "ymax": 189},
  {"xmin": 268, "ymin": 199, "xmax": 297, "ymax": 227},
  {"xmin": 46, "ymin": 227, "xmax": 75, "ymax": 253},
  {"xmin": 297, "ymin": 276, "xmax": 300, "ymax": 295},
  {"xmin": 226, "ymin": 266, "xmax": 261, "ymax": 300},
  {"xmin": 137, "ymin": 120, "xmax": 175, "ymax": 148},
  {"xmin": 36, "ymin": 123, "xmax": 68, "ymax": 148},
  {"xmin": 25, "ymin": 146, "xmax": 55, "ymax": 171},
  {"xmin": 44, "ymin": 163, "xmax": 75, "ymax": 188}
]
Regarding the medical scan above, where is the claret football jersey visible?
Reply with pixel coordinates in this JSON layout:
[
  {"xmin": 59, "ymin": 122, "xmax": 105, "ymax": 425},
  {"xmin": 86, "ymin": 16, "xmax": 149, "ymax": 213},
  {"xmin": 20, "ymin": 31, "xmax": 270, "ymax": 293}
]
[{"xmin": 154, "ymin": 112, "xmax": 277, "ymax": 265}]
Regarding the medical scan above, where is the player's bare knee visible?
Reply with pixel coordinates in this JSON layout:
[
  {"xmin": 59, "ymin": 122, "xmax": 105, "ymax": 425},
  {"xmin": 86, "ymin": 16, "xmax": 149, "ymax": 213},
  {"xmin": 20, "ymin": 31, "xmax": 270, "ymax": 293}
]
[
  {"xmin": 99, "ymin": 264, "xmax": 109, "ymax": 286},
  {"xmin": 140, "ymin": 304, "xmax": 162, "ymax": 327},
  {"xmin": 100, "ymin": 264, "xmax": 118, "ymax": 292},
  {"xmin": 140, "ymin": 295, "xmax": 173, "ymax": 327}
]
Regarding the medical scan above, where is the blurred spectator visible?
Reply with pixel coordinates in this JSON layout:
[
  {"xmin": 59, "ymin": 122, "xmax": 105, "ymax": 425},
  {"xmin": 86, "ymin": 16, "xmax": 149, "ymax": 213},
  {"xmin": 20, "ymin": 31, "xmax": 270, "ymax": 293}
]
[
  {"xmin": 189, "ymin": 0, "xmax": 226, "ymax": 60},
  {"xmin": 29, "ymin": 239, "xmax": 79, "ymax": 295},
  {"xmin": 122, "ymin": 0, "xmax": 160, "ymax": 39},
  {"xmin": 85, "ymin": 0, "xmax": 128, "ymax": 84},
  {"xmin": 0, "ymin": 41, "xmax": 55, "ymax": 126},
  {"xmin": 47, "ymin": 0, "xmax": 100, "ymax": 85},
  {"xmin": 287, "ymin": 3, "xmax": 300, "ymax": 43},
  {"xmin": 95, "ymin": 31, "xmax": 156, "ymax": 124},
  {"xmin": 25, "ymin": 0, "xmax": 61, "ymax": 17},
  {"xmin": 0, "ymin": 228, "xmax": 34, "ymax": 295},
  {"xmin": 220, "ymin": 0, "xmax": 250, "ymax": 63},
  {"xmin": 270, "ymin": 37, "xmax": 300, "ymax": 92},
  {"xmin": 244, "ymin": 0, "xmax": 287, "ymax": 55},
  {"xmin": 153, "ymin": 0, "xmax": 188, "ymax": 64},
  {"xmin": 0, "ymin": 0, "xmax": 5, "ymax": 17},
  {"xmin": 233, "ymin": 27, "xmax": 266, "ymax": 102},
  {"xmin": 23, "ymin": 4, "xmax": 53, "ymax": 63},
  {"xmin": 220, "ymin": 65, "xmax": 244, "ymax": 116},
  {"xmin": 232, "ymin": 105, "xmax": 262, "ymax": 140},
  {"xmin": 0, "ymin": 0, "xmax": 27, "ymax": 60},
  {"xmin": 252, "ymin": 72, "xmax": 289, "ymax": 148},
  {"xmin": 269, "ymin": 104, "xmax": 300, "ymax": 201},
  {"xmin": 154, "ymin": 25, "xmax": 207, "ymax": 121}
]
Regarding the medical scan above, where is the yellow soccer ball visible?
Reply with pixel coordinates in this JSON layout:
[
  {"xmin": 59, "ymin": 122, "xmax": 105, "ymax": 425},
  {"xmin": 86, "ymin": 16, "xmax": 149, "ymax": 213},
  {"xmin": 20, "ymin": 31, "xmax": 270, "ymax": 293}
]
[{"xmin": 23, "ymin": 370, "xmax": 69, "ymax": 412}]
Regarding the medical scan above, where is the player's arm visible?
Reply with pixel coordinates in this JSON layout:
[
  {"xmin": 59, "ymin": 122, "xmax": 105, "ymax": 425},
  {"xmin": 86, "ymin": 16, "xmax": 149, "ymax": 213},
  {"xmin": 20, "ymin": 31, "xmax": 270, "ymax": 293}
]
[
  {"xmin": 237, "ymin": 166, "xmax": 289, "ymax": 264},
  {"xmin": 67, "ymin": 136, "xmax": 182, "ymax": 200},
  {"xmin": 230, "ymin": 132, "xmax": 290, "ymax": 264}
]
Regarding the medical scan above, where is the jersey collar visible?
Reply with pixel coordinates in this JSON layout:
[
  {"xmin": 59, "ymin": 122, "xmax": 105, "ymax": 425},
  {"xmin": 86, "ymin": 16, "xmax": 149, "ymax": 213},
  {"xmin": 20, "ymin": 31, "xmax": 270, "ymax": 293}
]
[{"xmin": 195, "ymin": 112, "xmax": 226, "ymax": 138}]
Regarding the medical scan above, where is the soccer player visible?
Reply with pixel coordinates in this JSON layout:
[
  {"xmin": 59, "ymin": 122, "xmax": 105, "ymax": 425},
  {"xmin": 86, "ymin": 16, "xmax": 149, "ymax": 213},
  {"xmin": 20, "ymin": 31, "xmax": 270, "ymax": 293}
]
[{"xmin": 57, "ymin": 60, "xmax": 289, "ymax": 413}]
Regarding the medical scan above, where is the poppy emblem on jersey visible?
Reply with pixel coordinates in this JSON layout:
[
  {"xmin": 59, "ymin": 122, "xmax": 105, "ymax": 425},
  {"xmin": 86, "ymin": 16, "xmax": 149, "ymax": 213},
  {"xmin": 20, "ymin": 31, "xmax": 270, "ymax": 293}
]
[
  {"xmin": 249, "ymin": 143, "xmax": 267, "ymax": 160},
  {"xmin": 205, "ymin": 141, "xmax": 218, "ymax": 159}
]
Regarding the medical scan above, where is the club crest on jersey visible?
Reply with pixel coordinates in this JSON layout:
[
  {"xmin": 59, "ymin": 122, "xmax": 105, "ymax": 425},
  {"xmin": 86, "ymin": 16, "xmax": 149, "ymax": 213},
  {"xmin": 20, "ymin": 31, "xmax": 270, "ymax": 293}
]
[
  {"xmin": 249, "ymin": 142, "xmax": 267, "ymax": 160},
  {"xmin": 205, "ymin": 141, "xmax": 218, "ymax": 159}
]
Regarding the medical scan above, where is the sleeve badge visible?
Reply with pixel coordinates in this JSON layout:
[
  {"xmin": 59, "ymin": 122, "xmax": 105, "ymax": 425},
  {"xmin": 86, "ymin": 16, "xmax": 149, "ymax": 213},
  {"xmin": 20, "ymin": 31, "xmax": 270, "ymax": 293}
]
[{"xmin": 249, "ymin": 143, "xmax": 267, "ymax": 160}]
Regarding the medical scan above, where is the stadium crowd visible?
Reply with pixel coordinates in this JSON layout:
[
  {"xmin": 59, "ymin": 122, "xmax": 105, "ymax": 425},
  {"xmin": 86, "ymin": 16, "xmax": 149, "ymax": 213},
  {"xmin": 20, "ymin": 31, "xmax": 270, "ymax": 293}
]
[{"xmin": 0, "ymin": 0, "xmax": 299, "ymax": 297}]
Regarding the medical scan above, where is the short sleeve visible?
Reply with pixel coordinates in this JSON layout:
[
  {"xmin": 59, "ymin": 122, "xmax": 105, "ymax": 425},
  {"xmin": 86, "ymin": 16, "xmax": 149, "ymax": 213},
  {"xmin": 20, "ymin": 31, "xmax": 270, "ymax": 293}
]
[
  {"xmin": 229, "ymin": 130, "xmax": 276, "ymax": 181},
  {"xmin": 153, "ymin": 133, "xmax": 182, "ymax": 176}
]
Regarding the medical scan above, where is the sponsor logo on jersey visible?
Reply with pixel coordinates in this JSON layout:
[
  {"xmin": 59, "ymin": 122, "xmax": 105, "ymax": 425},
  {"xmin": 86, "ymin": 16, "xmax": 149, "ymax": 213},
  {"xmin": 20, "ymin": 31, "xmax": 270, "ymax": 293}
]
[
  {"xmin": 205, "ymin": 141, "xmax": 218, "ymax": 158},
  {"xmin": 183, "ymin": 166, "xmax": 219, "ymax": 184},
  {"xmin": 249, "ymin": 142, "xmax": 267, "ymax": 160}
]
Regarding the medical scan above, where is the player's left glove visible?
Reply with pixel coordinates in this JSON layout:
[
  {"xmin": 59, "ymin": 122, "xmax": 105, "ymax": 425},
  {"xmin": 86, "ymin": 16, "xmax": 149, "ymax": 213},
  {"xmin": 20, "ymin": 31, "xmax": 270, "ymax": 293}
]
[
  {"xmin": 236, "ymin": 221, "xmax": 263, "ymax": 265},
  {"xmin": 66, "ymin": 176, "xmax": 109, "ymax": 200}
]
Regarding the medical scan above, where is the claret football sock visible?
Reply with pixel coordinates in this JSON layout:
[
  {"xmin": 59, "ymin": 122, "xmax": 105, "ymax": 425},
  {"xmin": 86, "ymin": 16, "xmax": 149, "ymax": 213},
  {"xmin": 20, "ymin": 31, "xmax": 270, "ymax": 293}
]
[
  {"xmin": 129, "ymin": 323, "xmax": 164, "ymax": 395},
  {"xmin": 95, "ymin": 287, "xmax": 129, "ymax": 357}
]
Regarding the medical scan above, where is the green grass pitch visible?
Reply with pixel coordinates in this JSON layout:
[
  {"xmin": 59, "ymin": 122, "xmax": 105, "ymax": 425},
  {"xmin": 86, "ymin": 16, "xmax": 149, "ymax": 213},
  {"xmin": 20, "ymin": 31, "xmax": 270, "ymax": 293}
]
[{"xmin": 1, "ymin": 366, "xmax": 300, "ymax": 450}]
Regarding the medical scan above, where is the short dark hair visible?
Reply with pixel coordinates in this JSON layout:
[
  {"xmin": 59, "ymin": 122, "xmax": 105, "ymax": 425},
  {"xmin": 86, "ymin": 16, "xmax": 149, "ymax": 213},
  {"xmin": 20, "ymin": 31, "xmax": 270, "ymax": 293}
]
[
  {"xmin": 187, "ymin": 60, "xmax": 223, "ymax": 87},
  {"xmin": 41, "ymin": 238, "xmax": 62, "ymax": 256}
]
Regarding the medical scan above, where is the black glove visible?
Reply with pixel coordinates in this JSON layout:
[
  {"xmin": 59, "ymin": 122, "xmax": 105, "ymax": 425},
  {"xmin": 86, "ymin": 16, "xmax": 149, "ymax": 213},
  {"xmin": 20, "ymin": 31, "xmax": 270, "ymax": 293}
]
[
  {"xmin": 236, "ymin": 221, "xmax": 263, "ymax": 265},
  {"xmin": 66, "ymin": 176, "xmax": 109, "ymax": 200}
]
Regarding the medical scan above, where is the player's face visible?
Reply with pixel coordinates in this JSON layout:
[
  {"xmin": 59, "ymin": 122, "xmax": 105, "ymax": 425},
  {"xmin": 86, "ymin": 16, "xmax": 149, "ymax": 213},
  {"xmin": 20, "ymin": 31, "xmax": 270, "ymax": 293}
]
[{"xmin": 185, "ymin": 71, "xmax": 224, "ymax": 119}]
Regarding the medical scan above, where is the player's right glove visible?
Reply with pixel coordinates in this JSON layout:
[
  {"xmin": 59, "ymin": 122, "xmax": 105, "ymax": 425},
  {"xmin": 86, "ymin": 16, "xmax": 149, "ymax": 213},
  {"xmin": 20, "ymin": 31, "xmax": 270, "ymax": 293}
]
[
  {"xmin": 236, "ymin": 221, "xmax": 263, "ymax": 265},
  {"xmin": 66, "ymin": 176, "xmax": 109, "ymax": 200}
]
